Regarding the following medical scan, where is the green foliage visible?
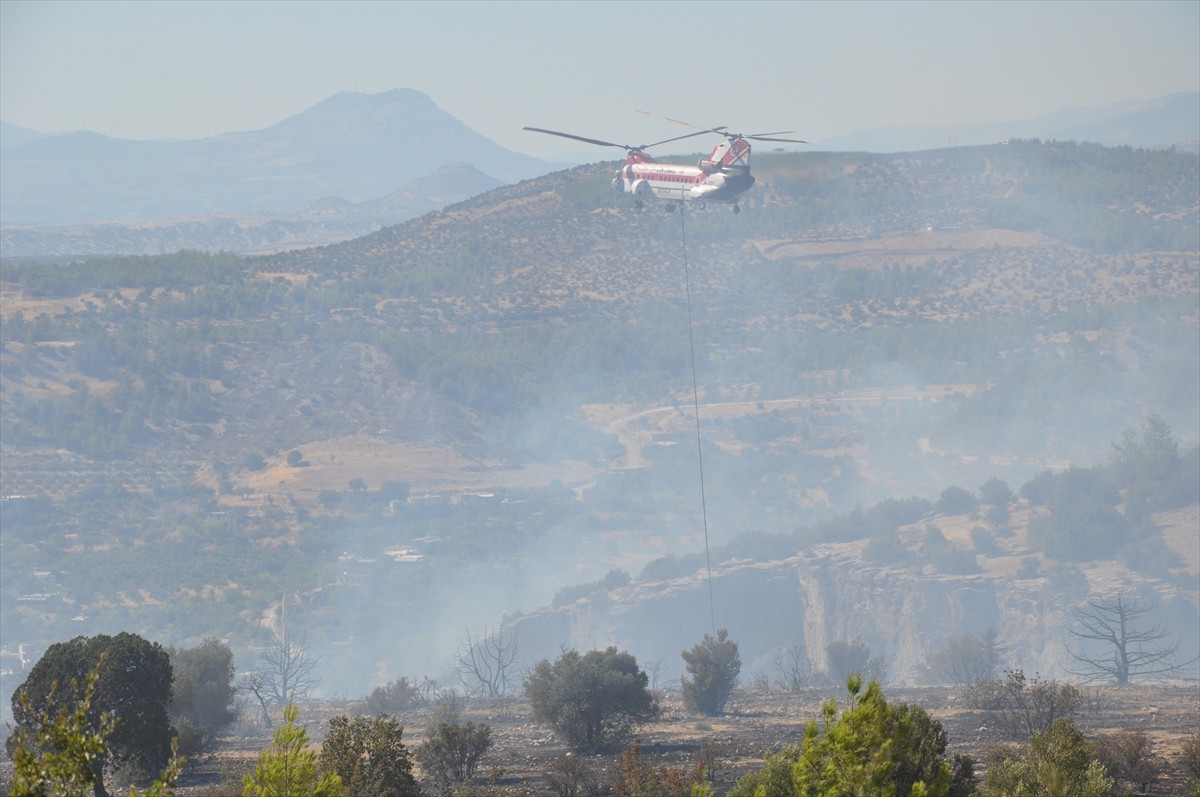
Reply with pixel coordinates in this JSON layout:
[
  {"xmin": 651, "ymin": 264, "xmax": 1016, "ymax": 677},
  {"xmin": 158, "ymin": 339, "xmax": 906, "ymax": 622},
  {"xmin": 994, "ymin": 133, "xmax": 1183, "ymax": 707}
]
[
  {"xmin": 243, "ymin": 703, "xmax": 344, "ymax": 797},
  {"xmin": 791, "ymin": 676, "xmax": 950, "ymax": 797},
  {"xmin": 680, "ymin": 629, "xmax": 741, "ymax": 717},
  {"xmin": 168, "ymin": 638, "xmax": 237, "ymax": 753},
  {"xmin": 525, "ymin": 647, "xmax": 659, "ymax": 753},
  {"xmin": 9, "ymin": 655, "xmax": 184, "ymax": 797},
  {"xmin": 725, "ymin": 744, "xmax": 799, "ymax": 797},
  {"xmin": 9, "ymin": 662, "xmax": 116, "ymax": 797},
  {"xmin": 978, "ymin": 719, "xmax": 1112, "ymax": 797},
  {"xmin": 12, "ymin": 634, "xmax": 176, "ymax": 791},
  {"xmin": 414, "ymin": 719, "xmax": 493, "ymax": 786},
  {"xmin": 318, "ymin": 714, "xmax": 419, "ymax": 797},
  {"xmin": 888, "ymin": 704, "xmax": 975, "ymax": 797}
]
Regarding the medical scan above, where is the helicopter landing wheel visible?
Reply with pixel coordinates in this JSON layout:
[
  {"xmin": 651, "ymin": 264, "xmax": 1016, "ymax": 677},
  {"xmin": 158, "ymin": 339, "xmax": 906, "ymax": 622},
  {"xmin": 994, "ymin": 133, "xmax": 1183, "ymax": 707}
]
[
  {"xmin": 699, "ymin": 201, "xmax": 707, "ymax": 210},
  {"xmin": 732, "ymin": 204, "xmax": 741, "ymax": 214}
]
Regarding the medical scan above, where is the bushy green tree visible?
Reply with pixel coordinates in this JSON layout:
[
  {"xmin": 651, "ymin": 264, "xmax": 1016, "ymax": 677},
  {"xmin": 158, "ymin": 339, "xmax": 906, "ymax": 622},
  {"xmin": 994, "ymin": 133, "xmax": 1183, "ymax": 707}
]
[
  {"xmin": 791, "ymin": 676, "xmax": 950, "ymax": 797},
  {"xmin": 9, "ymin": 655, "xmax": 183, "ymax": 797},
  {"xmin": 978, "ymin": 718, "xmax": 1112, "ymax": 797},
  {"xmin": 168, "ymin": 637, "xmax": 237, "ymax": 753},
  {"xmin": 888, "ymin": 704, "xmax": 975, "ymax": 797},
  {"xmin": 10, "ymin": 634, "xmax": 175, "ymax": 796},
  {"xmin": 243, "ymin": 703, "xmax": 344, "ymax": 797},
  {"xmin": 680, "ymin": 629, "xmax": 741, "ymax": 716},
  {"xmin": 526, "ymin": 647, "xmax": 659, "ymax": 753},
  {"xmin": 319, "ymin": 714, "xmax": 419, "ymax": 797}
]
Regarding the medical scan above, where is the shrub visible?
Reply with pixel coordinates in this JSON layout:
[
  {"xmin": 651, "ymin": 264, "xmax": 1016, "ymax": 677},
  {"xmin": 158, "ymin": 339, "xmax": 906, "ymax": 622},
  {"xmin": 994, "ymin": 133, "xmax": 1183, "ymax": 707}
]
[
  {"xmin": 542, "ymin": 753, "xmax": 602, "ymax": 797},
  {"xmin": 978, "ymin": 719, "xmax": 1112, "ymax": 797},
  {"xmin": 680, "ymin": 629, "xmax": 741, "ymax": 716},
  {"xmin": 971, "ymin": 669, "xmax": 1082, "ymax": 739},
  {"xmin": 319, "ymin": 714, "xmax": 419, "ymax": 797},
  {"xmin": 613, "ymin": 737, "xmax": 709, "ymax": 797},
  {"xmin": 414, "ymin": 719, "xmax": 492, "ymax": 787},
  {"xmin": 526, "ymin": 647, "xmax": 658, "ymax": 753},
  {"xmin": 1091, "ymin": 729, "xmax": 1163, "ymax": 795},
  {"xmin": 364, "ymin": 677, "xmax": 428, "ymax": 714}
]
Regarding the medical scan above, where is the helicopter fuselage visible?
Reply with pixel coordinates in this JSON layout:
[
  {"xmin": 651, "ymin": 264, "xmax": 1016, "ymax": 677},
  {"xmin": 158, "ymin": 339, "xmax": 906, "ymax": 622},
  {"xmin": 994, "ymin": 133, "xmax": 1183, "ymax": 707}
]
[{"xmin": 613, "ymin": 137, "xmax": 756, "ymax": 208}]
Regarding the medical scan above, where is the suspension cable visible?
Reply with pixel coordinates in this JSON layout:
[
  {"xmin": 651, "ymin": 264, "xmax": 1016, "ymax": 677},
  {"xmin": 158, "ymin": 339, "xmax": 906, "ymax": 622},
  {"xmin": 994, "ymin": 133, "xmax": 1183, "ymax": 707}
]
[{"xmin": 679, "ymin": 203, "xmax": 717, "ymax": 637}]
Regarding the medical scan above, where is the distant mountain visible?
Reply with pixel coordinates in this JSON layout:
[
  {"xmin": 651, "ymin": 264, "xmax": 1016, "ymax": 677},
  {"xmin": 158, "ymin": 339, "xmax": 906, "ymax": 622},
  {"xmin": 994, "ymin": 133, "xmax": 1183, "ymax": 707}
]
[
  {"xmin": 0, "ymin": 161, "xmax": 503, "ymax": 257},
  {"xmin": 0, "ymin": 89, "xmax": 552, "ymax": 225},
  {"xmin": 816, "ymin": 91, "xmax": 1200, "ymax": 153},
  {"xmin": 0, "ymin": 121, "xmax": 49, "ymax": 149}
]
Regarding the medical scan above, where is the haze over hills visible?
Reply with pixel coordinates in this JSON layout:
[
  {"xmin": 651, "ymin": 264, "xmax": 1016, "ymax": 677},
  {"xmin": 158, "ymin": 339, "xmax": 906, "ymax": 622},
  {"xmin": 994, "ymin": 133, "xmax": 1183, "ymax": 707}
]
[
  {"xmin": 0, "ymin": 161, "xmax": 503, "ymax": 257},
  {"xmin": 2, "ymin": 137, "xmax": 1196, "ymax": 696},
  {"xmin": 816, "ymin": 90, "xmax": 1200, "ymax": 153},
  {"xmin": 0, "ymin": 88, "xmax": 552, "ymax": 226},
  {"xmin": 2, "ymin": 90, "xmax": 1197, "ymax": 259}
]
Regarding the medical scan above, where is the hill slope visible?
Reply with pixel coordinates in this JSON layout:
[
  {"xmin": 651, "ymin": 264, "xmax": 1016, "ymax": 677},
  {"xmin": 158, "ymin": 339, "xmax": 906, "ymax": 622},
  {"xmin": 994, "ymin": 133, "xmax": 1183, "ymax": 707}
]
[{"xmin": 0, "ymin": 140, "xmax": 1196, "ymax": 696}]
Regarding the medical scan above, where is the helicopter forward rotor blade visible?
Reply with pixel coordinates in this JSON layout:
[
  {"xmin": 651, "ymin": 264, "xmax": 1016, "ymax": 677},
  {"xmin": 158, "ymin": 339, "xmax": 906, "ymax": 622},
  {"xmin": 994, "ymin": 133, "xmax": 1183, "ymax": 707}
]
[
  {"xmin": 654, "ymin": 113, "xmax": 806, "ymax": 144},
  {"xmin": 525, "ymin": 125, "xmax": 714, "ymax": 152},
  {"xmin": 642, "ymin": 129, "xmax": 716, "ymax": 149},
  {"xmin": 746, "ymin": 133, "xmax": 809, "ymax": 144},
  {"xmin": 523, "ymin": 127, "xmax": 629, "ymax": 150}
]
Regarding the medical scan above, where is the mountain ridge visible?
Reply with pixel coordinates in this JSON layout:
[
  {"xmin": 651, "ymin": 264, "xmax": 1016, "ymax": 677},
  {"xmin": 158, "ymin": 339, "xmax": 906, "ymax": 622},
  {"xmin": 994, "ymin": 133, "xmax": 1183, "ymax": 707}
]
[
  {"xmin": 0, "ymin": 88, "xmax": 550, "ymax": 225},
  {"xmin": 816, "ymin": 91, "xmax": 1199, "ymax": 153}
]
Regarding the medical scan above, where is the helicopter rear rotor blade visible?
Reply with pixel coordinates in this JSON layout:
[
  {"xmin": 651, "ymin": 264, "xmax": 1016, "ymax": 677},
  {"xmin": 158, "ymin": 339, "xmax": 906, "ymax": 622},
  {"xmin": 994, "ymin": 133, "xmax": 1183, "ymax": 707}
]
[{"xmin": 523, "ymin": 127, "xmax": 629, "ymax": 150}]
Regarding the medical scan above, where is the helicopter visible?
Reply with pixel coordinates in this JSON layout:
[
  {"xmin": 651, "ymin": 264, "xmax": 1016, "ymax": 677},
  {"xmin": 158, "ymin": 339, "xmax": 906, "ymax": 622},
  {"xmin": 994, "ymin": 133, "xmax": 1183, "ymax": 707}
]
[{"xmin": 524, "ymin": 121, "xmax": 805, "ymax": 213}]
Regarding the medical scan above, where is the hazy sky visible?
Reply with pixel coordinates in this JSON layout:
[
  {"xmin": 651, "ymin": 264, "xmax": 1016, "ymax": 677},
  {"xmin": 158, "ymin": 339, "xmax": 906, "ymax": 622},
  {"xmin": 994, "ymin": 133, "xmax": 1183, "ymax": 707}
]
[{"xmin": 2, "ymin": 0, "xmax": 1197, "ymax": 159}]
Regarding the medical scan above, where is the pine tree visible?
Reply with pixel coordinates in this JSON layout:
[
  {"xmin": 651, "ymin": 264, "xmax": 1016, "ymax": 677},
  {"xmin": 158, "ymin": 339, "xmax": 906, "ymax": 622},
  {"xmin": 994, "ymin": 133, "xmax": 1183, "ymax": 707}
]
[{"xmin": 243, "ymin": 703, "xmax": 344, "ymax": 797}]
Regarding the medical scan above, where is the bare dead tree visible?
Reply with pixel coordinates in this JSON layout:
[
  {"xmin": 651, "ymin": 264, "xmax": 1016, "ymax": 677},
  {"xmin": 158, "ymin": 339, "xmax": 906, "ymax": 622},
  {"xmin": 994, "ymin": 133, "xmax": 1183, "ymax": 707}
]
[
  {"xmin": 1063, "ymin": 591, "xmax": 1196, "ymax": 685},
  {"xmin": 456, "ymin": 626, "xmax": 518, "ymax": 698},
  {"xmin": 773, "ymin": 644, "xmax": 814, "ymax": 692},
  {"xmin": 241, "ymin": 670, "xmax": 274, "ymax": 728},
  {"xmin": 256, "ymin": 595, "xmax": 320, "ymax": 714}
]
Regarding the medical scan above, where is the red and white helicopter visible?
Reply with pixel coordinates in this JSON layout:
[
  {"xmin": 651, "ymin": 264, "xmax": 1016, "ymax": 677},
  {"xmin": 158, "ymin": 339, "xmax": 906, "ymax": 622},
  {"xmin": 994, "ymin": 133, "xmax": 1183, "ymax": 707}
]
[{"xmin": 525, "ymin": 120, "xmax": 805, "ymax": 213}]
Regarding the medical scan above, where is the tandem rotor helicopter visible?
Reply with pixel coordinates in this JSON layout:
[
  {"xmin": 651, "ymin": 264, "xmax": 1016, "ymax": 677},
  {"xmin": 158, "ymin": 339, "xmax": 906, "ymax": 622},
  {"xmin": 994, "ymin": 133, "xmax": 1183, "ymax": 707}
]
[{"xmin": 524, "ymin": 117, "xmax": 806, "ymax": 213}]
